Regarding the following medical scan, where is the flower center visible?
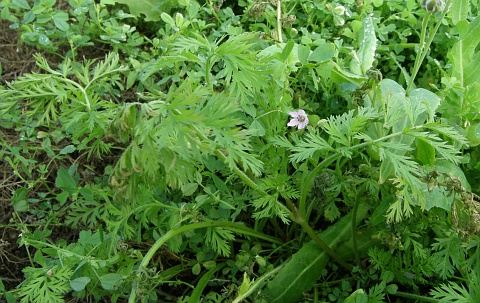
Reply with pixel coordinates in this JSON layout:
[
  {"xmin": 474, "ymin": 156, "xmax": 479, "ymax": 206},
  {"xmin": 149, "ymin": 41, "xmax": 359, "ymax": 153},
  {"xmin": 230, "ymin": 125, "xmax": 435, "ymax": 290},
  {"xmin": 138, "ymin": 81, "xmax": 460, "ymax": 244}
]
[{"xmin": 298, "ymin": 116, "xmax": 306, "ymax": 122}]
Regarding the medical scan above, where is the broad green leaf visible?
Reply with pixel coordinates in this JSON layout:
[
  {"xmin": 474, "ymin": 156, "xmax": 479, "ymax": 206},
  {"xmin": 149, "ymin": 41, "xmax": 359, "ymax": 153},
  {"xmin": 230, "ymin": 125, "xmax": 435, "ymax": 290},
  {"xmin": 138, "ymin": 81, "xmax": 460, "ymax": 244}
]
[
  {"xmin": 450, "ymin": 0, "xmax": 470, "ymax": 25},
  {"xmin": 181, "ymin": 183, "xmax": 198, "ymax": 196},
  {"xmin": 350, "ymin": 15, "xmax": 377, "ymax": 75},
  {"xmin": 344, "ymin": 289, "xmax": 368, "ymax": 303},
  {"xmin": 263, "ymin": 204, "xmax": 369, "ymax": 303},
  {"xmin": 426, "ymin": 187, "xmax": 453, "ymax": 211},
  {"xmin": 280, "ymin": 40, "xmax": 295, "ymax": 61},
  {"xmin": 466, "ymin": 122, "xmax": 480, "ymax": 146},
  {"xmin": 425, "ymin": 160, "xmax": 471, "ymax": 211},
  {"xmin": 160, "ymin": 12, "xmax": 175, "ymax": 27},
  {"xmin": 376, "ymin": 80, "xmax": 438, "ymax": 184},
  {"xmin": 379, "ymin": 154, "xmax": 394, "ymax": 184},
  {"xmin": 386, "ymin": 284, "xmax": 398, "ymax": 294},
  {"xmin": 297, "ymin": 44, "xmax": 310, "ymax": 64},
  {"xmin": 436, "ymin": 160, "xmax": 471, "ymax": 191},
  {"xmin": 55, "ymin": 166, "xmax": 77, "ymax": 193},
  {"xmin": 415, "ymin": 139, "xmax": 435, "ymax": 165},
  {"xmin": 70, "ymin": 277, "xmax": 91, "ymax": 291},
  {"xmin": 12, "ymin": 187, "xmax": 29, "ymax": 212},
  {"xmin": 369, "ymin": 195, "xmax": 394, "ymax": 226},
  {"xmin": 59, "ymin": 145, "xmax": 76, "ymax": 155},
  {"xmin": 101, "ymin": 0, "xmax": 176, "ymax": 22},
  {"xmin": 13, "ymin": 0, "xmax": 31, "ymax": 9},
  {"xmin": 192, "ymin": 263, "xmax": 201, "ymax": 275},
  {"xmin": 99, "ymin": 273, "xmax": 122, "ymax": 290},
  {"xmin": 330, "ymin": 61, "xmax": 367, "ymax": 87},
  {"xmin": 249, "ymin": 120, "xmax": 266, "ymax": 136},
  {"xmin": 408, "ymin": 88, "xmax": 441, "ymax": 124},
  {"xmin": 308, "ymin": 42, "xmax": 334, "ymax": 63}
]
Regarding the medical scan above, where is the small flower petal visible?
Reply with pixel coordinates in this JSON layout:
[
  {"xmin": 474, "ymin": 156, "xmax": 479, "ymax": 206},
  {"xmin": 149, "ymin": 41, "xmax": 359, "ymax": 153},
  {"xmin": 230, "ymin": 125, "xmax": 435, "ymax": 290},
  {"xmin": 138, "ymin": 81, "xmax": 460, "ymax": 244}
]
[
  {"xmin": 287, "ymin": 109, "xmax": 309, "ymax": 129},
  {"xmin": 297, "ymin": 121, "xmax": 307, "ymax": 129},
  {"xmin": 287, "ymin": 119, "xmax": 299, "ymax": 126}
]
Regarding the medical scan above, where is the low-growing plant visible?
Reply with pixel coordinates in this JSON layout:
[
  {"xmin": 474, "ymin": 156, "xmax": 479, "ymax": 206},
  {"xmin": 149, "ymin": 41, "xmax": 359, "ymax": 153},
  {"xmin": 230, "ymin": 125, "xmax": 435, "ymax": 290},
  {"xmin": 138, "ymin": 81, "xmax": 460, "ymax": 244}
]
[{"xmin": 1, "ymin": 0, "xmax": 480, "ymax": 302}]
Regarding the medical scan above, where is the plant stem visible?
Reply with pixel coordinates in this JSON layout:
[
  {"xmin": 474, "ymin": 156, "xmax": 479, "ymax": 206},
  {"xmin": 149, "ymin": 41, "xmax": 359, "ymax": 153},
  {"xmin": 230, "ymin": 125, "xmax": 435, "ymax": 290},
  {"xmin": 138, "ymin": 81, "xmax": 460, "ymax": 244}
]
[
  {"xmin": 128, "ymin": 221, "xmax": 283, "ymax": 303},
  {"xmin": 351, "ymin": 195, "xmax": 361, "ymax": 267},
  {"xmin": 406, "ymin": 0, "xmax": 453, "ymax": 93},
  {"xmin": 276, "ymin": 0, "xmax": 283, "ymax": 43},
  {"xmin": 394, "ymin": 291, "xmax": 440, "ymax": 302},
  {"xmin": 406, "ymin": 13, "xmax": 430, "ymax": 93}
]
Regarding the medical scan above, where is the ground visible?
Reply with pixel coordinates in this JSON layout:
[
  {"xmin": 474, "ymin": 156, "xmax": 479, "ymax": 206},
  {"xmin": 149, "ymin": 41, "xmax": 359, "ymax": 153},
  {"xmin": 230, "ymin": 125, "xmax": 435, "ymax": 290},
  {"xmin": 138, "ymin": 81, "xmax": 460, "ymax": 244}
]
[{"xmin": 0, "ymin": 18, "xmax": 82, "ymax": 297}]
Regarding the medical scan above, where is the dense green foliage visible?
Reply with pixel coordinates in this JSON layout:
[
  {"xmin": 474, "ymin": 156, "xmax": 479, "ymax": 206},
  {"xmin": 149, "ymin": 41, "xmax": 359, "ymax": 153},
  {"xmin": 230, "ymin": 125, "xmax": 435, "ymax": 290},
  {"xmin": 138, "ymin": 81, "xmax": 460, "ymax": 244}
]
[{"xmin": 1, "ymin": 0, "xmax": 480, "ymax": 302}]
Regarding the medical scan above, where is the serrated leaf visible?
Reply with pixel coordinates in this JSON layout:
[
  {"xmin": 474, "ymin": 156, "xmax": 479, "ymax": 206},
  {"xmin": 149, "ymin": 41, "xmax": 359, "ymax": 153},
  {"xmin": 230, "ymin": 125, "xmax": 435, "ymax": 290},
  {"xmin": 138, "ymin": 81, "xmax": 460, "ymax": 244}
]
[{"xmin": 263, "ymin": 204, "xmax": 369, "ymax": 303}]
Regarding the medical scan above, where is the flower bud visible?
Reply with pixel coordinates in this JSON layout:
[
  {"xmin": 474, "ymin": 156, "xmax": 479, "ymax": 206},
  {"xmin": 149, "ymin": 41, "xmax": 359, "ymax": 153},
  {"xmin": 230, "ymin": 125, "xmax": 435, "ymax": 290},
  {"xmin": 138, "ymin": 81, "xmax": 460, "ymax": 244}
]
[{"xmin": 421, "ymin": 0, "xmax": 445, "ymax": 13}]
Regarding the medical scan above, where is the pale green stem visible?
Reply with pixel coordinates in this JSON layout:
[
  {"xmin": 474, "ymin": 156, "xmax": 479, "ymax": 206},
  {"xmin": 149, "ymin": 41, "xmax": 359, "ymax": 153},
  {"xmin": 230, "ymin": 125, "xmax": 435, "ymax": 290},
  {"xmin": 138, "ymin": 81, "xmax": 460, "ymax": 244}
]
[
  {"xmin": 276, "ymin": 0, "xmax": 283, "ymax": 43},
  {"xmin": 406, "ymin": 0, "xmax": 453, "ymax": 93}
]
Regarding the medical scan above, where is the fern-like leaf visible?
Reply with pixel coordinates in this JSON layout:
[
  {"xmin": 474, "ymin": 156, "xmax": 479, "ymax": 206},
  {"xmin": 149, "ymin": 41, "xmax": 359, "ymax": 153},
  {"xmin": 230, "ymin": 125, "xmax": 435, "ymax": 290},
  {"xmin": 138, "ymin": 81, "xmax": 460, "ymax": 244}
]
[
  {"xmin": 431, "ymin": 235, "xmax": 464, "ymax": 279},
  {"xmin": 205, "ymin": 226, "xmax": 235, "ymax": 257},
  {"xmin": 18, "ymin": 266, "xmax": 72, "ymax": 303}
]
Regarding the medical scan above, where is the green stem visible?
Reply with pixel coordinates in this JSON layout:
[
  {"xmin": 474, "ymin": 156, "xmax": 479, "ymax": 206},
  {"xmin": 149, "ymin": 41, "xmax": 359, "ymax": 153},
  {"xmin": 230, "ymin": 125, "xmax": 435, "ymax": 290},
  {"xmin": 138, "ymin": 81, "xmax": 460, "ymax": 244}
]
[
  {"xmin": 128, "ymin": 221, "xmax": 283, "ymax": 303},
  {"xmin": 351, "ymin": 196, "xmax": 361, "ymax": 267},
  {"xmin": 394, "ymin": 291, "xmax": 440, "ymax": 303},
  {"xmin": 208, "ymin": 1, "xmax": 222, "ymax": 24},
  {"xmin": 406, "ymin": 0, "xmax": 453, "ymax": 93},
  {"xmin": 406, "ymin": 13, "xmax": 430, "ymax": 93},
  {"xmin": 276, "ymin": 0, "xmax": 283, "ymax": 43}
]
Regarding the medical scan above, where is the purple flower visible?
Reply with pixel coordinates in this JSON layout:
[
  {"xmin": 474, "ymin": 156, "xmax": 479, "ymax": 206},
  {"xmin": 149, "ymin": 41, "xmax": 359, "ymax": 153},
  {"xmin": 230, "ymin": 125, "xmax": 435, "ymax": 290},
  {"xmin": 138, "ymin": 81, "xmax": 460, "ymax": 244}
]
[{"xmin": 287, "ymin": 110, "xmax": 309, "ymax": 129}]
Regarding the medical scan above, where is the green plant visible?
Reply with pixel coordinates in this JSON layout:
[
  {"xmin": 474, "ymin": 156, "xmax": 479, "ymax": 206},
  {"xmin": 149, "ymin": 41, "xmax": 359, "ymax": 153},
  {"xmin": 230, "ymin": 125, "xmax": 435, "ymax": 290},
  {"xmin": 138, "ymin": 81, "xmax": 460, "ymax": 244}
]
[{"xmin": 1, "ymin": 0, "xmax": 479, "ymax": 302}]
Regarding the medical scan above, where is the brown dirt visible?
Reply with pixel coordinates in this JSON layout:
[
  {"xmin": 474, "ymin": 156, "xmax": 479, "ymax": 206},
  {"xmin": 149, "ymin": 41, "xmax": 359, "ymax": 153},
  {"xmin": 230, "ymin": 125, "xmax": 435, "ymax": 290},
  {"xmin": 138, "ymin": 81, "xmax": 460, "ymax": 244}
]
[
  {"xmin": 0, "ymin": 17, "xmax": 81, "ymax": 297},
  {"xmin": 1, "ymin": 18, "xmax": 38, "ymax": 294}
]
